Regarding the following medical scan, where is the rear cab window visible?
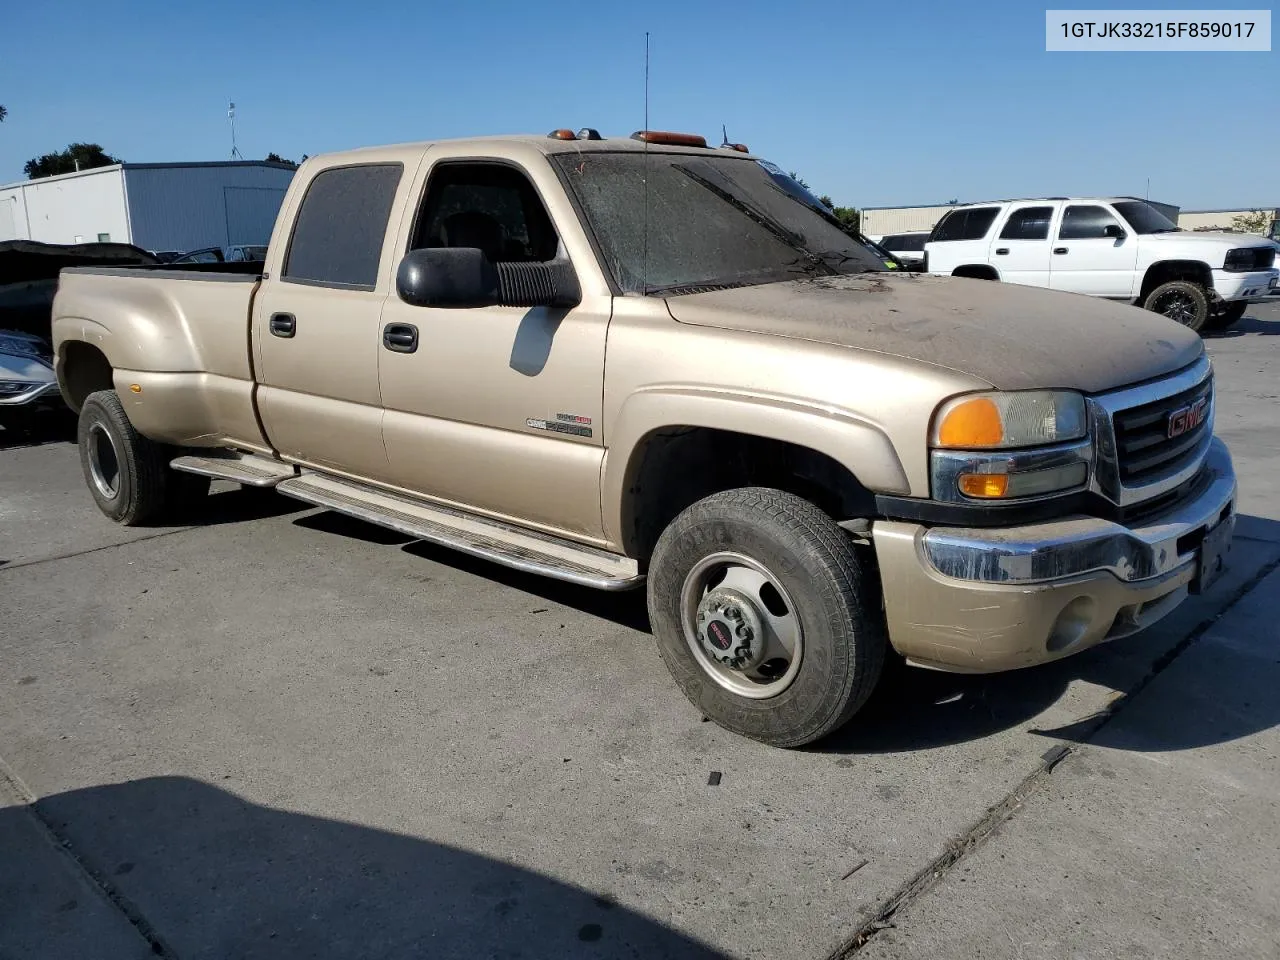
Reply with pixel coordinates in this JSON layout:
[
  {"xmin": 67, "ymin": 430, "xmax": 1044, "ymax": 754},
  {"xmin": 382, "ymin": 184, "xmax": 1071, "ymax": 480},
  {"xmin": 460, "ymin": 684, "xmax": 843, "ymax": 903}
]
[
  {"xmin": 929, "ymin": 207, "xmax": 1000, "ymax": 242},
  {"xmin": 283, "ymin": 163, "xmax": 404, "ymax": 289}
]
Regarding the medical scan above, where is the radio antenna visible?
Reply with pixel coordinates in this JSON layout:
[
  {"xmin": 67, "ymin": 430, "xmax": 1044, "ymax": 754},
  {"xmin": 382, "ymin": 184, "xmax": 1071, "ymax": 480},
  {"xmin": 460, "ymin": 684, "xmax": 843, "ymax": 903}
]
[
  {"xmin": 642, "ymin": 31, "xmax": 650, "ymax": 296},
  {"xmin": 228, "ymin": 101, "xmax": 242, "ymax": 160}
]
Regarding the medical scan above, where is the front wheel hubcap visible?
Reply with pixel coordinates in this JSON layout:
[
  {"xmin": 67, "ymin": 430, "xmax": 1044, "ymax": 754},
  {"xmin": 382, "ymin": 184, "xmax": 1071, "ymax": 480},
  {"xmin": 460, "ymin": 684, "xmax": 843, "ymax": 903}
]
[
  {"xmin": 681, "ymin": 552, "xmax": 804, "ymax": 699},
  {"xmin": 1156, "ymin": 292, "xmax": 1196, "ymax": 325}
]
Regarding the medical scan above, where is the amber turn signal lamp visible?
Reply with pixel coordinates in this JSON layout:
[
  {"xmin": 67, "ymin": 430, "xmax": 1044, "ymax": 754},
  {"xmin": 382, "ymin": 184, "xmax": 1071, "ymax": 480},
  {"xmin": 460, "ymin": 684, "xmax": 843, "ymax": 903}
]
[
  {"xmin": 936, "ymin": 397, "xmax": 1004, "ymax": 448},
  {"xmin": 958, "ymin": 473, "xmax": 1009, "ymax": 498}
]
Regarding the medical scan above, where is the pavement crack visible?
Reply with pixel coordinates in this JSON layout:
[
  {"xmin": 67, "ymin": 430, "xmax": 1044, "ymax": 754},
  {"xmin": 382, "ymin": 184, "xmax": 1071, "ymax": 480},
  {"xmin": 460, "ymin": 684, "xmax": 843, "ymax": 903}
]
[
  {"xmin": 0, "ymin": 758, "xmax": 180, "ymax": 959},
  {"xmin": 0, "ymin": 527, "xmax": 197, "ymax": 573},
  {"xmin": 828, "ymin": 551, "xmax": 1280, "ymax": 958}
]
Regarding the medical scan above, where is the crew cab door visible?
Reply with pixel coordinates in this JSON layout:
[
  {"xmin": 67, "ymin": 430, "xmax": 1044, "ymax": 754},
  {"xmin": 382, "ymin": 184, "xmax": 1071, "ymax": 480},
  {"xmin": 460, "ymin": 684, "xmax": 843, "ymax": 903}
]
[
  {"xmin": 1048, "ymin": 203, "xmax": 1138, "ymax": 298},
  {"xmin": 376, "ymin": 155, "xmax": 609, "ymax": 540},
  {"xmin": 989, "ymin": 204, "xmax": 1058, "ymax": 287},
  {"xmin": 253, "ymin": 161, "xmax": 414, "ymax": 475}
]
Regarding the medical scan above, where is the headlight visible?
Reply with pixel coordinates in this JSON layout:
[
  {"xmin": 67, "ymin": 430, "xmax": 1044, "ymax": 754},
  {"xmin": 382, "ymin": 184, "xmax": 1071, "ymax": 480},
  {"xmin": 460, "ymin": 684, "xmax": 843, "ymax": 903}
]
[
  {"xmin": 931, "ymin": 390, "xmax": 1091, "ymax": 502},
  {"xmin": 1223, "ymin": 248, "xmax": 1263, "ymax": 272},
  {"xmin": 933, "ymin": 391, "xmax": 1087, "ymax": 450}
]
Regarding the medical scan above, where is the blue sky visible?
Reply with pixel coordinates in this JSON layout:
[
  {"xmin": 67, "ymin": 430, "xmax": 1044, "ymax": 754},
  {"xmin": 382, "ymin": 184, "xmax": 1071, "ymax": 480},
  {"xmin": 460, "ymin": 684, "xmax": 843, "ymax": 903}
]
[{"xmin": 0, "ymin": 1, "xmax": 1275, "ymax": 209}]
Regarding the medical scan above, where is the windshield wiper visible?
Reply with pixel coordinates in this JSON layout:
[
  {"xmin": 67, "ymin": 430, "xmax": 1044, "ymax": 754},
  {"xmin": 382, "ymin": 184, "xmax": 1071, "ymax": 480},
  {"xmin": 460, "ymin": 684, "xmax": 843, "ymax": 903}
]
[
  {"xmin": 807, "ymin": 250, "xmax": 882, "ymax": 274},
  {"xmin": 674, "ymin": 166, "xmax": 832, "ymax": 270}
]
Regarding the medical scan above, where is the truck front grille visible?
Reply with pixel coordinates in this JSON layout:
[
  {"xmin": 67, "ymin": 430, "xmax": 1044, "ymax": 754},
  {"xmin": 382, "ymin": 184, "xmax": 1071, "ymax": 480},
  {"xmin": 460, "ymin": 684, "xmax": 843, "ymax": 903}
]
[
  {"xmin": 1089, "ymin": 355, "xmax": 1215, "ymax": 509},
  {"xmin": 1113, "ymin": 376, "xmax": 1213, "ymax": 485}
]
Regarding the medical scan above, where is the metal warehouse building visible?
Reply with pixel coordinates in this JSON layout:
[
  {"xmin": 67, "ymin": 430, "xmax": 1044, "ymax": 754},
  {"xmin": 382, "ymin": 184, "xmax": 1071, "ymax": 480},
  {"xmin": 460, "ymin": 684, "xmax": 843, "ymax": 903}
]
[{"xmin": 0, "ymin": 161, "xmax": 297, "ymax": 252}]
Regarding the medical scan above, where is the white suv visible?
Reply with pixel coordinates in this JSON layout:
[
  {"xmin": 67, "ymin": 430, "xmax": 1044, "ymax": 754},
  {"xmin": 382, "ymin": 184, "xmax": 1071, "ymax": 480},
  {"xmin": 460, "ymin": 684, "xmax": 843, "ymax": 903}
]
[{"xmin": 924, "ymin": 198, "xmax": 1279, "ymax": 332}]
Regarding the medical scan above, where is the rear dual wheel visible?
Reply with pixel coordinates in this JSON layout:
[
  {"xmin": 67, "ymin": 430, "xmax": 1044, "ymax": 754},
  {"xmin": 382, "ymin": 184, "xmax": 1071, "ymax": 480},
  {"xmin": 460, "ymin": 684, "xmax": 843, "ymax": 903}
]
[
  {"xmin": 648, "ymin": 488, "xmax": 886, "ymax": 748},
  {"xmin": 78, "ymin": 389, "xmax": 209, "ymax": 525}
]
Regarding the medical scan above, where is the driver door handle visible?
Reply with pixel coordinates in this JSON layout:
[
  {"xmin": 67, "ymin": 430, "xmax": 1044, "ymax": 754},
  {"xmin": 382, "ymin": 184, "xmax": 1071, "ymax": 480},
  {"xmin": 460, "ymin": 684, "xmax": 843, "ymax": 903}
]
[
  {"xmin": 995, "ymin": 248, "xmax": 1009, "ymax": 255},
  {"xmin": 382, "ymin": 322, "xmax": 419, "ymax": 353},
  {"xmin": 1054, "ymin": 247, "xmax": 1069, "ymax": 255},
  {"xmin": 268, "ymin": 312, "xmax": 296, "ymax": 338}
]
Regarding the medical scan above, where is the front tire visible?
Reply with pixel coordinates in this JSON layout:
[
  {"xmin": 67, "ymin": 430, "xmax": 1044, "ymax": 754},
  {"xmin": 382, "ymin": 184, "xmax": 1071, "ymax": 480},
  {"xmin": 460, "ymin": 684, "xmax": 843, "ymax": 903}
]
[
  {"xmin": 78, "ymin": 389, "xmax": 177, "ymax": 525},
  {"xmin": 1144, "ymin": 280, "xmax": 1209, "ymax": 332},
  {"xmin": 647, "ymin": 488, "xmax": 887, "ymax": 748}
]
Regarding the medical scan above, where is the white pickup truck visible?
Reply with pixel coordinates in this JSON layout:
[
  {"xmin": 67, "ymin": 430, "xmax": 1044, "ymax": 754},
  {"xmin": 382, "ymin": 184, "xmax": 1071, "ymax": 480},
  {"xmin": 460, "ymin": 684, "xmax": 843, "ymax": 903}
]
[{"xmin": 925, "ymin": 197, "xmax": 1278, "ymax": 332}]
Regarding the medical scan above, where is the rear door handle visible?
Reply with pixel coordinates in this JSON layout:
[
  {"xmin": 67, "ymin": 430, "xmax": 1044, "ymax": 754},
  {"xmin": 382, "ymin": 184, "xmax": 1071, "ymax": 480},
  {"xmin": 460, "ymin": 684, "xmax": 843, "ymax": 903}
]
[
  {"xmin": 1053, "ymin": 247, "xmax": 1069, "ymax": 255},
  {"xmin": 995, "ymin": 248, "xmax": 1009, "ymax": 255},
  {"xmin": 382, "ymin": 322, "xmax": 419, "ymax": 353},
  {"xmin": 268, "ymin": 312, "xmax": 296, "ymax": 338}
]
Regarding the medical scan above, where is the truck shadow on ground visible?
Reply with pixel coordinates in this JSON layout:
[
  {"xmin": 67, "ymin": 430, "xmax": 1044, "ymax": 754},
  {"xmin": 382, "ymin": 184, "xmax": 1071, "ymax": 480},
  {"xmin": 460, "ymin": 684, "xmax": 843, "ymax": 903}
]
[
  {"xmin": 13, "ymin": 776, "xmax": 724, "ymax": 960},
  {"xmin": 179, "ymin": 486, "xmax": 309, "ymax": 528},
  {"xmin": 1207, "ymin": 313, "xmax": 1280, "ymax": 338},
  {"xmin": 0, "ymin": 411, "xmax": 76, "ymax": 451},
  {"xmin": 388, "ymin": 519, "xmax": 1280, "ymax": 757}
]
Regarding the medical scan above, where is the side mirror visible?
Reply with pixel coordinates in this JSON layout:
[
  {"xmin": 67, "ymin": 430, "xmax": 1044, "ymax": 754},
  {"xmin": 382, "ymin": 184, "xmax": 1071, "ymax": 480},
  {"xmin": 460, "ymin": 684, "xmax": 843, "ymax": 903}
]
[
  {"xmin": 1103, "ymin": 224, "xmax": 1126, "ymax": 240},
  {"xmin": 397, "ymin": 247, "xmax": 499, "ymax": 308},
  {"xmin": 396, "ymin": 247, "xmax": 582, "ymax": 309}
]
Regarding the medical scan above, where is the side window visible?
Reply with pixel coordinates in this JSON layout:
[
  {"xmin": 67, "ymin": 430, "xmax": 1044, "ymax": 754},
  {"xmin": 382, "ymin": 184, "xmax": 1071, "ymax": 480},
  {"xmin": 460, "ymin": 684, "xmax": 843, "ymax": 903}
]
[
  {"xmin": 410, "ymin": 163, "xmax": 559, "ymax": 263},
  {"xmin": 999, "ymin": 206, "xmax": 1054, "ymax": 241},
  {"xmin": 930, "ymin": 207, "xmax": 1000, "ymax": 242},
  {"xmin": 283, "ymin": 163, "xmax": 403, "ymax": 289},
  {"xmin": 1058, "ymin": 205, "xmax": 1122, "ymax": 240}
]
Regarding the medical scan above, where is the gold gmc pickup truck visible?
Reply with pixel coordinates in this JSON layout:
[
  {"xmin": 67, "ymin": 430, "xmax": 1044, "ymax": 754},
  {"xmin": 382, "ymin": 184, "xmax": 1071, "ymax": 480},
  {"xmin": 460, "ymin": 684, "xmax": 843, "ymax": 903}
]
[{"xmin": 52, "ymin": 130, "xmax": 1237, "ymax": 747}]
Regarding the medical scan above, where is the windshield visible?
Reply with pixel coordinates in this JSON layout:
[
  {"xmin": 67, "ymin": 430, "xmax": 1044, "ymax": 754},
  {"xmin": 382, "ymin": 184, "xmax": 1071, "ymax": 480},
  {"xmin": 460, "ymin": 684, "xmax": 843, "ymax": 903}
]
[
  {"xmin": 554, "ymin": 152, "xmax": 883, "ymax": 295},
  {"xmin": 1112, "ymin": 200, "xmax": 1180, "ymax": 234}
]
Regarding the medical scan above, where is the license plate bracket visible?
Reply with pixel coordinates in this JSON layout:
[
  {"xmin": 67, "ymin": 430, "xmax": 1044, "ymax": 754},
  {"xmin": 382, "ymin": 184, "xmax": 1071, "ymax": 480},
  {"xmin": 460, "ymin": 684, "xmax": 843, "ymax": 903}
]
[{"xmin": 1191, "ymin": 516, "xmax": 1233, "ymax": 595}]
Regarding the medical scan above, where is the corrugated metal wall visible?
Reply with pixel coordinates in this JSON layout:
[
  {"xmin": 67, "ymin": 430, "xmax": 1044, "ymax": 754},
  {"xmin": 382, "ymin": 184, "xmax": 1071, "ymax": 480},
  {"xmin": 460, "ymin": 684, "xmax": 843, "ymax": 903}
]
[
  {"xmin": 861, "ymin": 205, "xmax": 955, "ymax": 237},
  {"xmin": 123, "ymin": 165, "xmax": 295, "ymax": 252},
  {"xmin": 0, "ymin": 168, "xmax": 128, "ymax": 243},
  {"xmin": 1176, "ymin": 210, "xmax": 1258, "ymax": 232}
]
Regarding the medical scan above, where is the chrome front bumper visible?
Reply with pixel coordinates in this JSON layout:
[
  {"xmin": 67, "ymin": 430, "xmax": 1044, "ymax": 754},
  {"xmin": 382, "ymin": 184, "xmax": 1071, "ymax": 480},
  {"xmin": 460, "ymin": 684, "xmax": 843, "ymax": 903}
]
[
  {"xmin": 873, "ymin": 438, "xmax": 1236, "ymax": 673},
  {"xmin": 921, "ymin": 438, "xmax": 1235, "ymax": 585}
]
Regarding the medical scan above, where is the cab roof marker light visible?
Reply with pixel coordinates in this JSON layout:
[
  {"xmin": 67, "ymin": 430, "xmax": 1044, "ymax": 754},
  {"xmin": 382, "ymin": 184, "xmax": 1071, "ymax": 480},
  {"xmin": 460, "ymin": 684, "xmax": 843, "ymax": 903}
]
[
  {"xmin": 547, "ymin": 129, "xmax": 578, "ymax": 141},
  {"xmin": 630, "ymin": 131, "xmax": 708, "ymax": 148}
]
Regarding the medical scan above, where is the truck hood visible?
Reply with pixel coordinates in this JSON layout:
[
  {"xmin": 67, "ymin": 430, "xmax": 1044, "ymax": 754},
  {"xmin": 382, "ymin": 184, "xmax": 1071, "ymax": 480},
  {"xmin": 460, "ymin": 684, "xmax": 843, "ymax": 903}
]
[
  {"xmin": 1144, "ymin": 230, "xmax": 1273, "ymax": 248},
  {"xmin": 664, "ymin": 273, "xmax": 1203, "ymax": 394}
]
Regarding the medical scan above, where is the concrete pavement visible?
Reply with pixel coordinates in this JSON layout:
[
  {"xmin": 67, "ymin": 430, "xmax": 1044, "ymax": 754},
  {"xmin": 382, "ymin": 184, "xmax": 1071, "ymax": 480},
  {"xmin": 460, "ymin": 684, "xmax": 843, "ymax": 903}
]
[{"xmin": 2, "ymin": 302, "xmax": 1278, "ymax": 959}]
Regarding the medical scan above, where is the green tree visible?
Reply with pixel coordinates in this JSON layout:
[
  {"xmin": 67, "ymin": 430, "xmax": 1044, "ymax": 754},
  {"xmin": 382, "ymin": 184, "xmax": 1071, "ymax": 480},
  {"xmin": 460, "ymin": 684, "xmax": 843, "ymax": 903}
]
[
  {"xmin": 830, "ymin": 206, "xmax": 860, "ymax": 234},
  {"xmin": 788, "ymin": 171, "xmax": 810, "ymax": 189},
  {"xmin": 0, "ymin": 104, "xmax": 7, "ymax": 123},
  {"xmin": 265, "ymin": 152, "xmax": 299, "ymax": 167},
  {"xmin": 1231, "ymin": 209, "xmax": 1271, "ymax": 234},
  {"xmin": 24, "ymin": 143, "xmax": 121, "ymax": 179}
]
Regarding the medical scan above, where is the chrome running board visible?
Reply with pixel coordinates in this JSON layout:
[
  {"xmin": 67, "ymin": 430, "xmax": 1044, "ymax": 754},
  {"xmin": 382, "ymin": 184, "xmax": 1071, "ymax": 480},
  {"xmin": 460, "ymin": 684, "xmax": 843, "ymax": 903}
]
[
  {"xmin": 170, "ymin": 453, "xmax": 297, "ymax": 487},
  {"xmin": 275, "ymin": 472, "xmax": 643, "ymax": 592}
]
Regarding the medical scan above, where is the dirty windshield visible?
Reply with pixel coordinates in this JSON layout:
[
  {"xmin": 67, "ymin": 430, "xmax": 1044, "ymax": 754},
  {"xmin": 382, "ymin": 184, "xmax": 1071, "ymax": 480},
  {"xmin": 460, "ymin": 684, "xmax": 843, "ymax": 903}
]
[{"xmin": 554, "ymin": 151, "xmax": 884, "ymax": 295}]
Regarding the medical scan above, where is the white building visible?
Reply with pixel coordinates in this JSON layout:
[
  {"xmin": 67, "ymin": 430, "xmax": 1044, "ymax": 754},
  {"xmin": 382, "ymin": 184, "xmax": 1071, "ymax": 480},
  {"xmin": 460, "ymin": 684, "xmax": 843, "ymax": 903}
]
[{"xmin": 0, "ymin": 161, "xmax": 296, "ymax": 252}]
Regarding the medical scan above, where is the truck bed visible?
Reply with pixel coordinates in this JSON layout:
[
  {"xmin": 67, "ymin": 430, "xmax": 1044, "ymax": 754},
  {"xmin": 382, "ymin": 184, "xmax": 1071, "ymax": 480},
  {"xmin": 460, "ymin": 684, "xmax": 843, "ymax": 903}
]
[{"xmin": 53, "ymin": 266, "xmax": 267, "ymax": 451}]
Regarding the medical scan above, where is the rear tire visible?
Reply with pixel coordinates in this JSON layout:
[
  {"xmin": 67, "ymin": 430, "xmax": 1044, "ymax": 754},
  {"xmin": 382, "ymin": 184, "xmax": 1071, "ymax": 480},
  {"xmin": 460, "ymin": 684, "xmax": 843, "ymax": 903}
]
[
  {"xmin": 647, "ymin": 487, "xmax": 887, "ymax": 748},
  {"xmin": 1211, "ymin": 301, "xmax": 1248, "ymax": 329},
  {"xmin": 1144, "ymin": 280, "xmax": 1209, "ymax": 333},
  {"xmin": 77, "ymin": 389, "xmax": 185, "ymax": 526}
]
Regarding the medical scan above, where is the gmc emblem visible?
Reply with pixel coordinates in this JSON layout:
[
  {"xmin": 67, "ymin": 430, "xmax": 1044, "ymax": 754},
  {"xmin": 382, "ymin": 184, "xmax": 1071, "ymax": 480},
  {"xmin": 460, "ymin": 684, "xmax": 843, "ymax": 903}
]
[{"xmin": 1167, "ymin": 397, "xmax": 1208, "ymax": 439}]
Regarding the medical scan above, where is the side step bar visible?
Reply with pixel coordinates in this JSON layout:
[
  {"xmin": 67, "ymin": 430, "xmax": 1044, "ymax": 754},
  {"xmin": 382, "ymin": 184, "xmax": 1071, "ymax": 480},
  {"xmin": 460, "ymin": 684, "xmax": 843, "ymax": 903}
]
[
  {"xmin": 275, "ymin": 473, "xmax": 644, "ymax": 592},
  {"xmin": 171, "ymin": 453, "xmax": 297, "ymax": 487}
]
